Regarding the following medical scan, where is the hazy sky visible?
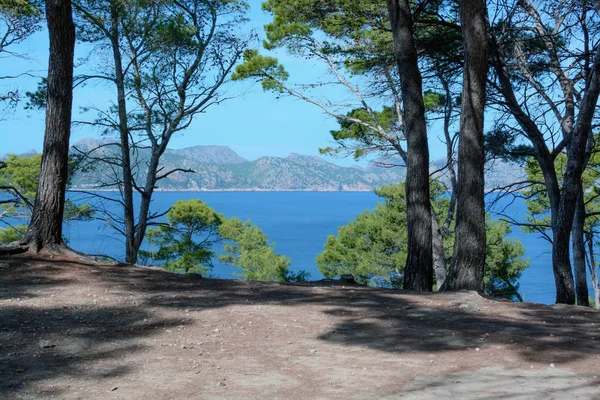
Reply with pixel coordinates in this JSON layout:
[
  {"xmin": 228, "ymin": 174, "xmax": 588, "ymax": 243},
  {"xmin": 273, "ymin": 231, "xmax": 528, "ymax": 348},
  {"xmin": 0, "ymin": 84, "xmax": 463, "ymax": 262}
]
[{"xmin": 0, "ymin": 0, "xmax": 449, "ymax": 166}]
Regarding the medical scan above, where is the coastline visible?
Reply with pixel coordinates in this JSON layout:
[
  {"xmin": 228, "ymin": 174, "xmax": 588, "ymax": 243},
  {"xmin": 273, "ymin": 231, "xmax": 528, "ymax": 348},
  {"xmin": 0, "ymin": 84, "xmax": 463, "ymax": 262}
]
[{"xmin": 68, "ymin": 188, "xmax": 377, "ymax": 193}]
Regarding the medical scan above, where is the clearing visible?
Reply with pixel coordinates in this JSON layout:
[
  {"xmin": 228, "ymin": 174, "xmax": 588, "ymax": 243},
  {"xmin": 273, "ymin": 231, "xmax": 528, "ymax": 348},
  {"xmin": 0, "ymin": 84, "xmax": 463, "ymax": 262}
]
[{"xmin": 1, "ymin": 253, "xmax": 600, "ymax": 399}]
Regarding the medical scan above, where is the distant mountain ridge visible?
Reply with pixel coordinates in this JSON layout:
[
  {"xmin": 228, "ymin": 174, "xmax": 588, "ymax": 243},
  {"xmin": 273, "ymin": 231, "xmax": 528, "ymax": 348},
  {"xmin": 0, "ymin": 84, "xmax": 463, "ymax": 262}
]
[
  {"xmin": 0, "ymin": 149, "xmax": 37, "ymax": 161},
  {"xmin": 4, "ymin": 139, "xmax": 527, "ymax": 192},
  {"xmin": 368, "ymin": 154, "xmax": 526, "ymax": 191},
  {"xmin": 69, "ymin": 138, "xmax": 406, "ymax": 192}
]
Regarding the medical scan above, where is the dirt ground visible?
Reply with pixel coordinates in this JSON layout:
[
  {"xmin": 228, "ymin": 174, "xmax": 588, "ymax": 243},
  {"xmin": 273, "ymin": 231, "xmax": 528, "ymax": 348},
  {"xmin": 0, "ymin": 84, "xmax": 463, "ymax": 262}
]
[{"xmin": 1, "ymin": 253, "xmax": 600, "ymax": 399}]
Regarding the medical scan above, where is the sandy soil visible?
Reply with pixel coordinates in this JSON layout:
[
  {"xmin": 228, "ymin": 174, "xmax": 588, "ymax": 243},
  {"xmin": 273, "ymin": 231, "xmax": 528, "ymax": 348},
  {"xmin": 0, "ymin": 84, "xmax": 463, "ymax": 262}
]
[{"xmin": 1, "ymin": 253, "xmax": 600, "ymax": 399}]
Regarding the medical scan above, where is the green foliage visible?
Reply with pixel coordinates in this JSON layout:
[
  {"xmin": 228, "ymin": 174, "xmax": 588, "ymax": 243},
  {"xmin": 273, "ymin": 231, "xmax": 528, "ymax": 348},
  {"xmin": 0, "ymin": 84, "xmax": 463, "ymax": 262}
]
[
  {"xmin": 423, "ymin": 91, "xmax": 446, "ymax": 113},
  {"xmin": 24, "ymin": 78, "xmax": 47, "ymax": 110},
  {"xmin": 0, "ymin": 154, "xmax": 94, "ymax": 221},
  {"xmin": 484, "ymin": 127, "xmax": 534, "ymax": 164},
  {"xmin": 0, "ymin": 0, "xmax": 40, "ymax": 14},
  {"xmin": 0, "ymin": 153, "xmax": 41, "ymax": 214},
  {"xmin": 285, "ymin": 269, "xmax": 312, "ymax": 283},
  {"xmin": 0, "ymin": 155, "xmax": 92, "ymax": 245},
  {"xmin": 64, "ymin": 201, "xmax": 94, "ymax": 221},
  {"xmin": 0, "ymin": 154, "xmax": 40, "ymax": 196},
  {"xmin": 485, "ymin": 220, "xmax": 528, "ymax": 301},
  {"xmin": 522, "ymin": 137, "xmax": 600, "ymax": 248},
  {"xmin": 261, "ymin": 0, "xmax": 394, "ymax": 73},
  {"xmin": 323, "ymin": 107, "xmax": 398, "ymax": 159},
  {"xmin": 0, "ymin": 0, "xmax": 41, "ymax": 35},
  {"xmin": 219, "ymin": 217, "xmax": 297, "ymax": 282},
  {"xmin": 316, "ymin": 183, "xmax": 407, "ymax": 287},
  {"xmin": 231, "ymin": 49, "xmax": 289, "ymax": 92},
  {"xmin": 320, "ymin": 90, "xmax": 450, "ymax": 160},
  {"xmin": 73, "ymin": 0, "xmax": 250, "ymax": 141},
  {"xmin": 141, "ymin": 199, "xmax": 303, "ymax": 282},
  {"xmin": 141, "ymin": 200, "xmax": 223, "ymax": 274},
  {"xmin": 317, "ymin": 181, "xmax": 529, "ymax": 300},
  {"xmin": 0, "ymin": 225, "xmax": 26, "ymax": 243},
  {"xmin": 260, "ymin": 0, "xmax": 461, "ymax": 76}
]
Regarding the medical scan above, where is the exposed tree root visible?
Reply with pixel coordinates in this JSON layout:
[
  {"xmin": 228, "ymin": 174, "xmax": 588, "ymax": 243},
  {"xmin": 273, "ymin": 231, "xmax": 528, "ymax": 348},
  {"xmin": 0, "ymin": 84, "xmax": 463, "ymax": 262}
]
[
  {"xmin": 33, "ymin": 243, "xmax": 97, "ymax": 264},
  {"xmin": 0, "ymin": 240, "xmax": 98, "ymax": 264},
  {"xmin": 0, "ymin": 244, "xmax": 29, "ymax": 257},
  {"xmin": 52, "ymin": 245, "xmax": 97, "ymax": 264}
]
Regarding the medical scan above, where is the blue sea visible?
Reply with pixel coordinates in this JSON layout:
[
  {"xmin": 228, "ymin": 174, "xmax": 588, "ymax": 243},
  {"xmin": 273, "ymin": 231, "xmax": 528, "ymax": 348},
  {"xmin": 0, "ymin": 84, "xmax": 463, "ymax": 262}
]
[{"xmin": 59, "ymin": 191, "xmax": 588, "ymax": 305}]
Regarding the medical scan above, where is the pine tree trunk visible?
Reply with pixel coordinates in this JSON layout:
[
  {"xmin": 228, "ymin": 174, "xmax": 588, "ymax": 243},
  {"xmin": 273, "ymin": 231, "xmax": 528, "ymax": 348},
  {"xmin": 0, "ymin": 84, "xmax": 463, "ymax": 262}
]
[
  {"xmin": 489, "ymin": 34, "xmax": 575, "ymax": 304},
  {"xmin": 447, "ymin": 0, "xmax": 488, "ymax": 292},
  {"xmin": 131, "ymin": 148, "xmax": 165, "ymax": 262},
  {"xmin": 439, "ymin": 76, "xmax": 458, "ymax": 237},
  {"xmin": 386, "ymin": 0, "xmax": 433, "ymax": 292},
  {"xmin": 23, "ymin": 0, "xmax": 75, "ymax": 252},
  {"xmin": 109, "ymin": 4, "xmax": 137, "ymax": 264},
  {"xmin": 572, "ymin": 189, "xmax": 589, "ymax": 306},
  {"xmin": 431, "ymin": 212, "xmax": 447, "ymax": 289}
]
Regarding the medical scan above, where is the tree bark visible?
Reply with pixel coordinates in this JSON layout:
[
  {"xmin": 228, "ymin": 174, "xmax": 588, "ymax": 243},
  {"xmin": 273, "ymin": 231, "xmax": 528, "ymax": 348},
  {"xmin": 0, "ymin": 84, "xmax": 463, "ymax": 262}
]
[
  {"xmin": 386, "ymin": 0, "xmax": 433, "ymax": 292},
  {"xmin": 446, "ymin": 0, "xmax": 488, "ymax": 292},
  {"xmin": 431, "ymin": 211, "xmax": 447, "ymax": 288},
  {"xmin": 131, "ymin": 145, "xmax": 166, "ymax": 262},
  {"xmin": 573, "ymin": 185, "xmax": 589, "ymax": 306},
  {"xmin": 23, "ymin": 0, "xmax": 75, "ymax": 252}
]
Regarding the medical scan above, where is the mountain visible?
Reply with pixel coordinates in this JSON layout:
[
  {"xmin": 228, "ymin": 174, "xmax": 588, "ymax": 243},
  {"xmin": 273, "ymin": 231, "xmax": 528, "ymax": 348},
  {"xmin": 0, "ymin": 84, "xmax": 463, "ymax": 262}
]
[
  {"xmin": 285, "ymin": 153, "xmax": 329, "ymax": 166},
  {"xmin": 168, "ymin": 145, "xmax": 247, "ymax": 165},
  {"xmin": 0, "ymin": 149, "xmax": 38, "ymax": 161},
  {"xmin": 5, "ymin": 139, "xmax": 525, "ymax": 191},
  {"xmin": 368, "ymin": 154, "xmax": 526, "ymax": 191},
  {"xmin": 69, "ymin": 138, "xmax": 407, "ymax": 191}
]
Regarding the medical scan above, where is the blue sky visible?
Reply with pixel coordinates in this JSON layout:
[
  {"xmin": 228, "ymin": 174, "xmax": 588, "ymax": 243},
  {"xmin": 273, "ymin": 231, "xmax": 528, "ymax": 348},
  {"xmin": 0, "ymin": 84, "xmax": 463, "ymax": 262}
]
[{"xmin": 0, "ymin": 0, "xmax": 449, "ymax": 166}]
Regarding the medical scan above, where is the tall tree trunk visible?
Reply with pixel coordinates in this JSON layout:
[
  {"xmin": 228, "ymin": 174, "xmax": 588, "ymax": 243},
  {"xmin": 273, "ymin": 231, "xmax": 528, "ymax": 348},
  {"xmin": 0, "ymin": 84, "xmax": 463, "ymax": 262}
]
[
  {"xmin": 23, "ymin": 0, "xmax": 75, "ymax": 252},
  {"xmin": 109, "ymin": 4, "xmax": 137, "ymax": 264},
  {"xmin": 131, "ymin": 147, "xmax": 165, "ymax": 262},
  {"xmin": 439, "ymin": 75, "xmax": 458, "ymax": 237},
  {"xmin": 431, "ymin": 211, "xmax": 447, "ymax": 288},
  {"xmin": 386, "ymin": 0, "xmax": 433, "ymax": 292},
  {"xmin": 432, "ymin": 74, "xmax": 457, "ymax": 290},
  {"xmin": 573, "ymin": 185, "xmax": 589, "ymax": 306},
  {"xmin": 489, "ymin": 33, "xmax": 572, "ymax": 303},
  {"xmin": 586, "ymin": 231, "xmax": 600, "ymax": 309},
  {"xmin": 552, "ymin": 40, "xmax": 600, "ymax": 304},
  {"xmin": 446, "ymin": 0, "xmax": 488, "ymax": 292},
  {"xmin": 553, "ymin": 228, "xmax": 577, "ymax": 304}
]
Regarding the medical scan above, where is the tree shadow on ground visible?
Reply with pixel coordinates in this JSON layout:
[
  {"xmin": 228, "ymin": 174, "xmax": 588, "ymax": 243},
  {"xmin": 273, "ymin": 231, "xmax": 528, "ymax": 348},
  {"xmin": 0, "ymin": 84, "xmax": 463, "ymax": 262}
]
[
  {"xmin": 94, "ymin": 256, "xmax": 600, "ymax": 365},
  {"xmin": 2, "ymin": 255, "xmax": 600, "ymax": 397},
  {"xmin": 315, "ymin": 298, "xmax": 600, "ymax": 365},
  {"xmin": 0, "ymin": 262, "xmax": 76, "ymax": 300},
  {"xmin": 0, "ymin": 257, "xmax": 188, "ymax": 397}
]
